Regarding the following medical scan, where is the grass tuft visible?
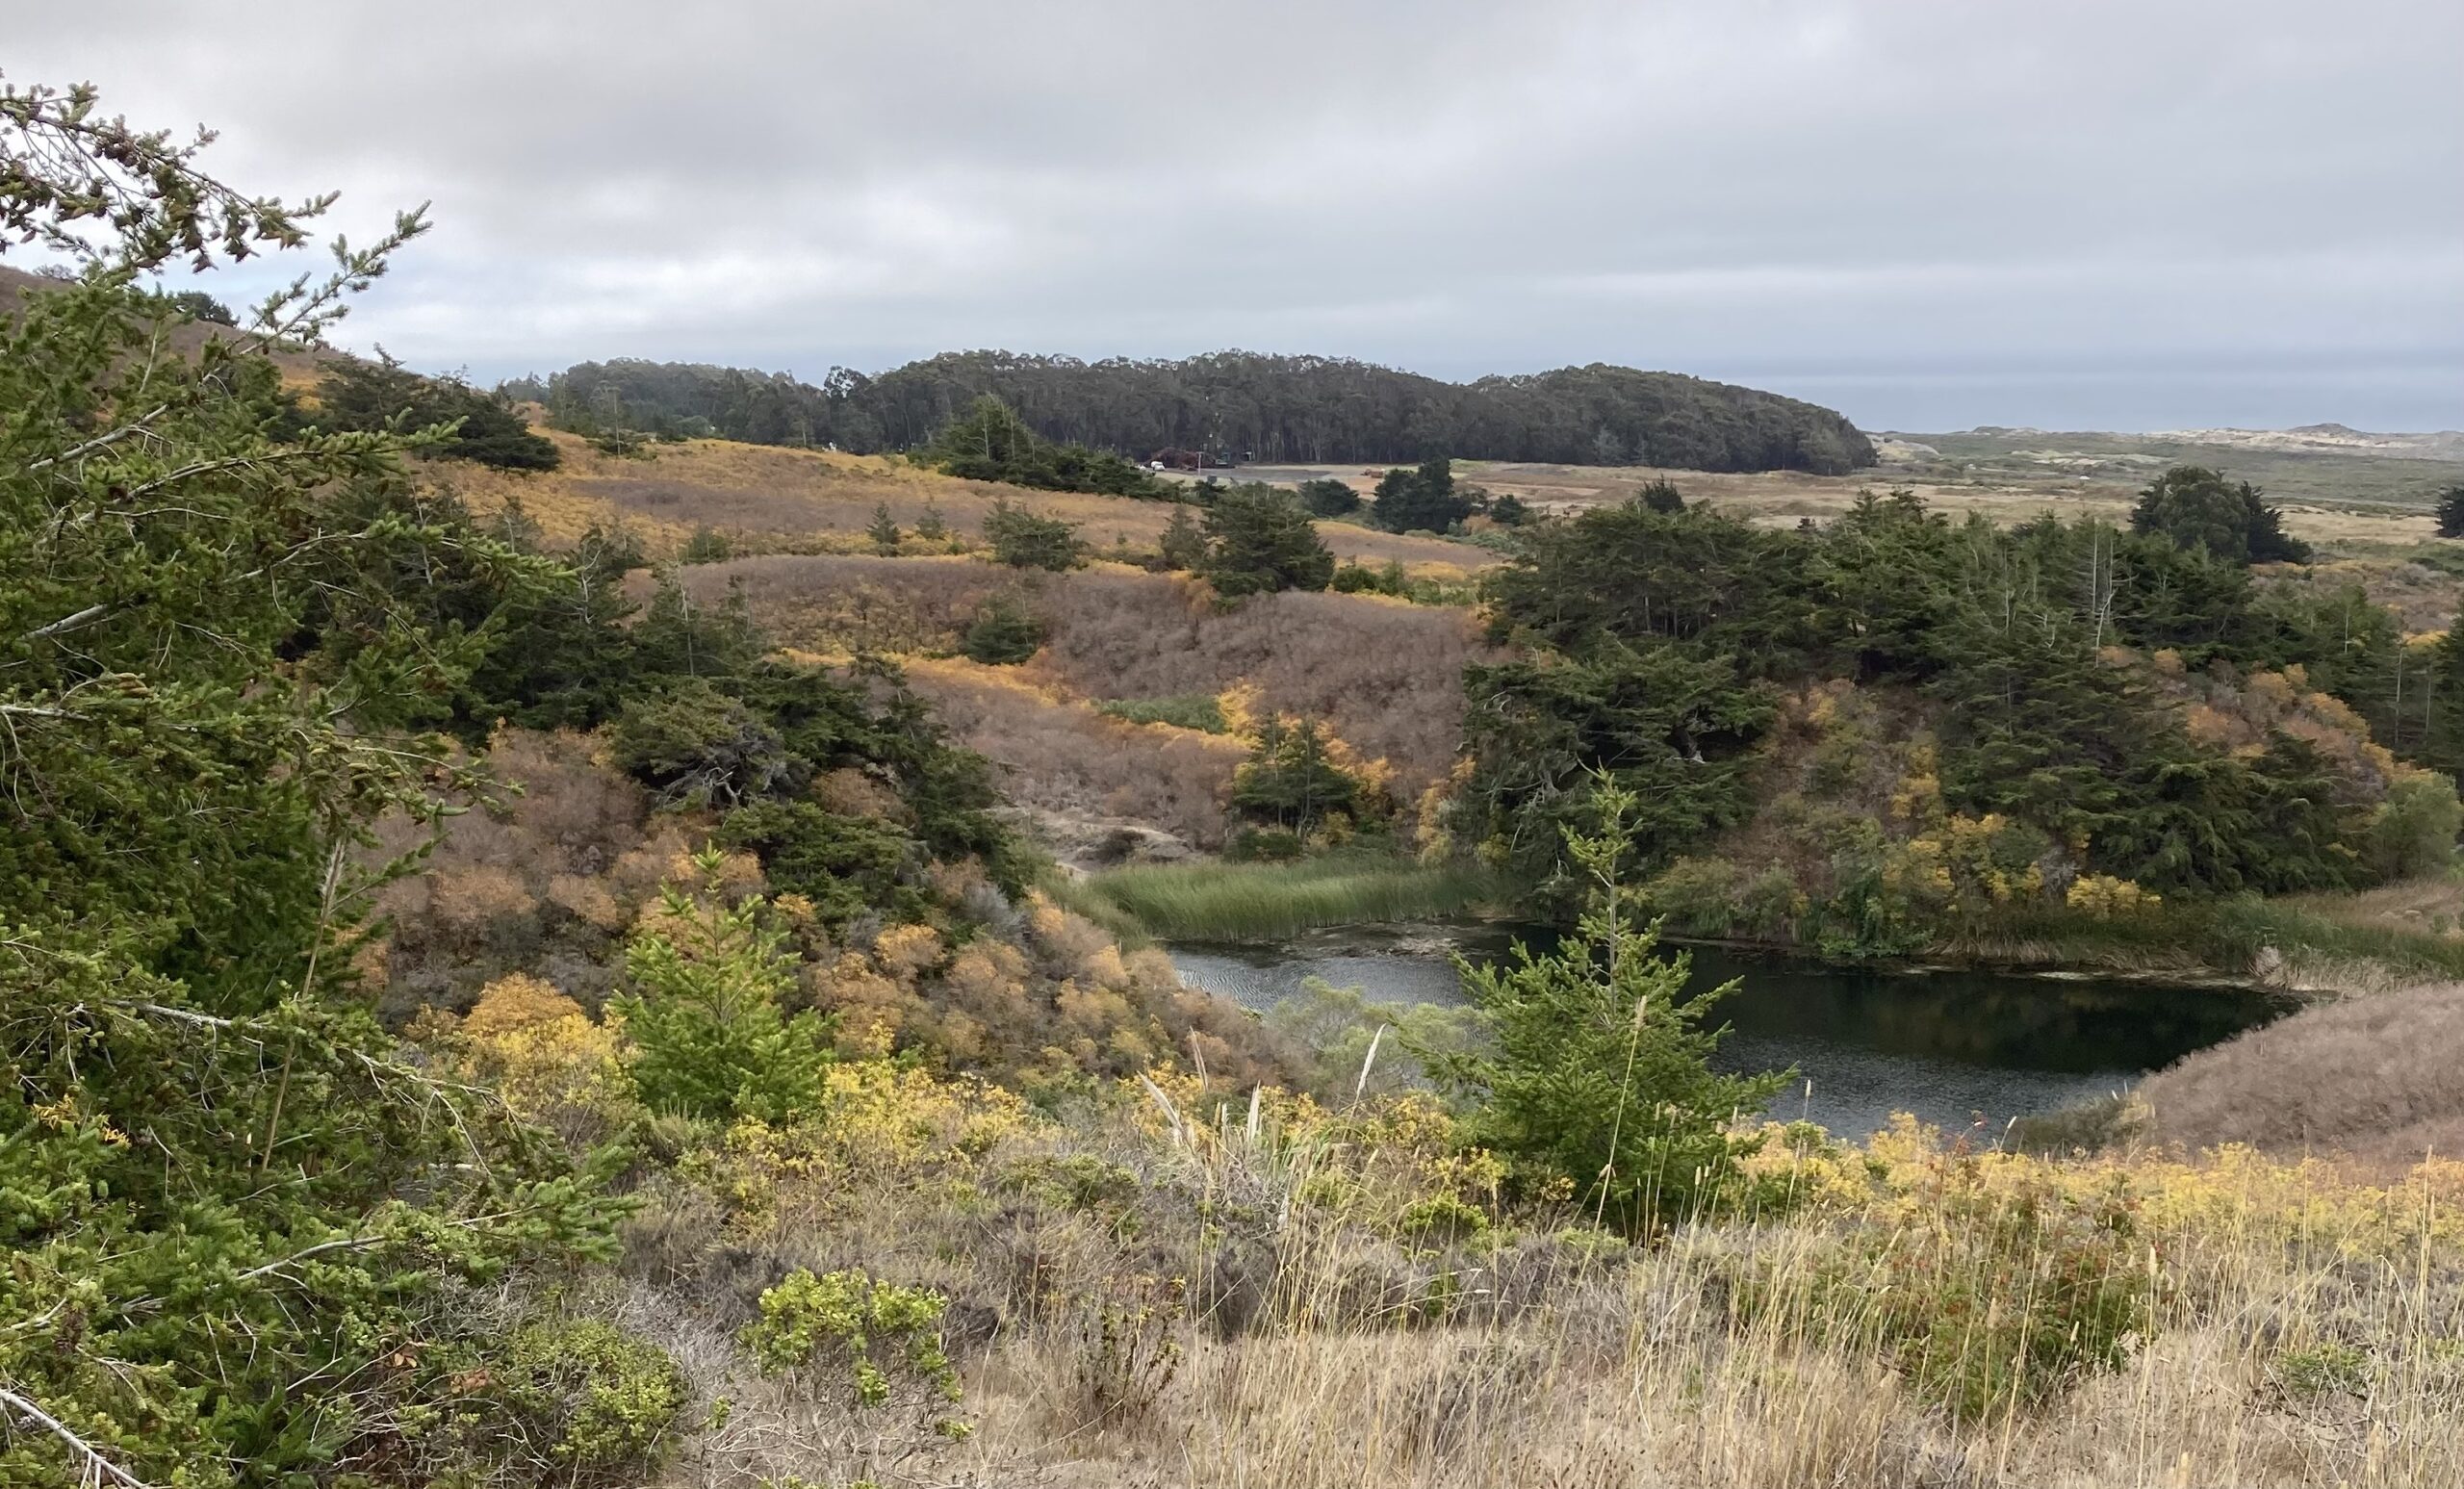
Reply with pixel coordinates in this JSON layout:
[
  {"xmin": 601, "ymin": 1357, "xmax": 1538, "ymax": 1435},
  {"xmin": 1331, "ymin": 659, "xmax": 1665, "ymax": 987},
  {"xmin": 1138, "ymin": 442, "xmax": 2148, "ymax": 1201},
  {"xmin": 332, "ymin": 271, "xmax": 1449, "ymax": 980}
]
[{"xmin": 1083, "ymin": 854, "xmax": 1510, "ymax": 940}]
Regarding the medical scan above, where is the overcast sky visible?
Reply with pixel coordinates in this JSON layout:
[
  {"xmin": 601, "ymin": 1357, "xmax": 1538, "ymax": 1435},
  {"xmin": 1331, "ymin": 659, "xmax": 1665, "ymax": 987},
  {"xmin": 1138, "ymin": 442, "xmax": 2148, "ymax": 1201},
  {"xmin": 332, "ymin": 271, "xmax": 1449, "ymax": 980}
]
[{"xmin": 11, "ymin": 1, "xmax": 2461, "ymax": 430}]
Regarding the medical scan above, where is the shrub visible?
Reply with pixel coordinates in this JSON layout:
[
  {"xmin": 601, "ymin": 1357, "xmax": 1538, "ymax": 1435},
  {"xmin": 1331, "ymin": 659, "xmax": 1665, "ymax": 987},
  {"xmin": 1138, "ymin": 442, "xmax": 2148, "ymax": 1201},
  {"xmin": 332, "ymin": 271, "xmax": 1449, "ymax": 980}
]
[
  {"xmin": 984, "ymin": 499, "xmax": 1087, "ymax": 571},
  {"xmin": 483, "ymin": 1319, "xmax": 692, "ymax": 1485},
  {"xmin": 681, "ymin": 525, "xmax": 733, "ymax": 563},
  {"xmin": 1297, "ymin": 476, "xmax": 1362, "ymax": 517},
  {"xmin": 2363, "ymin": 769, "xmax": 2461, "ymax": 880},
  {"xmin": 1197, "ymin": 485, "xmax": 1335, "ymax": 597},
  {"xmin": 611, "ymin": 677, "xmax": 789, "ymax": 809},
  {"xmin": 717, "ymin": 799, "xmax": 924, "ymax": 928},
  {"xmin": 1790, "ymin": 1151, "xmax": 2156, "ymax": 1423},
  {"xmin": 961, "ymin": 594, "xmax": 1046, "ymax": 664},
  {"xmin": 1158, "ymin": 504, "xmax": 1208, "ymax": 570},
  {"xmin": 744, "ymin": 1268, "xmax": 962, "ymax": 1409},
  {"xmin": 1094, "ymin": 694, "xmax": 1228, "ymax": 732}
]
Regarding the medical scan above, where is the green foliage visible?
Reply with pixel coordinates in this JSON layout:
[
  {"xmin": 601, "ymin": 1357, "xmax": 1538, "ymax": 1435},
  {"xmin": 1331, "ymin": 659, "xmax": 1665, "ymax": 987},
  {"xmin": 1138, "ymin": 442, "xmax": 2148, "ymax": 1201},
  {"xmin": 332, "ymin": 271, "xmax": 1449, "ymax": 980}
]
[
  {"xmin": 307, "ymin": 350, "xmax": 563, "ymax": 470},
  {"xmin": 1197, "ymin": 484, "xmax": 1335, "ymax": 596},
  {"xmin": 1637, "ymin": 477, "xmax": 1685, "ymax": 513},
  {"xmin": 913, "ymin": 501, "xmax": 950, "ymax": 541},
  {"xmin": 1461, "ymin": 637, "xmax": 1772, "ymax": 894},
  {"xmin": 961, "ymin": 592, "xmax": 1047, "ymax": 664},
  {"xmin": 610, "ymin": 852, "xmax": 833, "ymax": 1123},
  {"xmin": 1095, "ymin": 693, "xmax": 1227, "ymax": 732},
  {"xmin": 983, "ymin": 498, "xmax": 1087, "ymax": 570},
  {"xmin": 2272, "ymin": 1342, "xmax": 2372, "ymax": 1400},
  {"xmin": 743, "ymin": 1268, "xmax": 960, "ymax": 1408},
  {"xmin": 1434, "ymin": 781, "xmax": 1785, "ymax": 1234},
  {"xmin": 1297, "ymin": 475, "xmax": 1363, "ymax": 516},
  {"xmin": 1084, "ymin": 856, "xmax": 1503, "ymax": 940},
  {"xmin": 483, "ymin": 1319, "xmax": 692, "ymax": 1484},
  {"xmin": 1264, "ymin": 977, "xmax": 1483, "ymax": 1099},
  {"xmin": 1230, "ymin": 716, "xmax": 1364, "ymax": 833},
  {"xmin": 535, "ymin": 353, "xmax": 1877, "ymax": 475},
  {"xmin": 2129, "ymin": 464, "xmax": 2310, "ymax": 565},
  {"xmin": 1485, "ymin": 491, "xmax": 1531, "ymax": 526},
  {"xmin": 611, "ymin": 676, "xmax": 789, "ymax": 809},
  {"xmin": 867, "ymin": 501, "xmax": 902, "ymax": 554},
  {"xmin": 719, "ymin": 799, "xmax": 930, "ymax": 928},
  {"xmin": 681, "ymin": 524, "xmax": 733, "ymax": 563},
  {"xmin": 925, "ymin": 393, "xmax": 1171, "ymax": 497},
  {"xmin": 1157, "ymin": 503, "xmax": 1208, "ymax": 570},
  {"xmin": 156, "ymin": 287, "xmax": 234, "ymax": 323},
  {"xmin": 1371, "ymin": 455, "xmax": 1476, "ymax": 533},
  {"xmin": 2434, "ymin": 485, "xmax": 2464, "ymax": 540},
  {"xmin": 2362, "ymin": 771, "xmax": 2461, "ymax": 880}
]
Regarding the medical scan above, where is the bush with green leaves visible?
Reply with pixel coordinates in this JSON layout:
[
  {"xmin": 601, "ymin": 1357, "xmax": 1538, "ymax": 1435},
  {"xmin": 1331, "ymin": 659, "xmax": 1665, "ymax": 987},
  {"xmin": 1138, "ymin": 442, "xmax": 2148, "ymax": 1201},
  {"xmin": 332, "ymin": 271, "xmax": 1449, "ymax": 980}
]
[
  {"xmin": 1297, "ymin": 476, "xmax": 1362, "ymax": 517},
  {"xmin": 611, "ymin": 676, "xmax": 790, "ymax": 809},
  {"xmin": 961, "ymin": 593, "xmax": 1046, "ymax": 664},
  {"xmin": 717, "ymin": 798, "xmax": 928, "ymax": 928},
  {"xmin": 1197, "ymin": 484, "xmax": 1335, "ymax": 597},
  {"xmin": 1371, "ymin": 455, "xmax": 1474, "ymax": 533},
  {"xmin": 1433, "ymin": 780, "xmax": 1785, "ymax": 1234},
  {"xmin": 1230, "ymin": 716, "xmax": 1363, "ymax": 834},
  {"xmin": 610, "ymin": 850, "xmax": 833, "ymax": 1123},
  {"xmin": 867, "ymin": 501, "xmax": 902, "ymax": 554},
  {"xmin": 745, "ymin": 1270, "xmax": 958, "ymax": 1397},
  {"xmin": 2129, "ymin": 464, "xmax": 2310, "ymax": 565},
  {"xmin": 983, "ymin": 498, "xmax": 1087, "ymax": 571},
  {"xmin": 681, "ymin": 525, "xmax": 733, "ymax": 563},
  {"xmin": 473, "ymin": 1319, "xmax": 692, "ymax": 1485},
  {"xmin": 306, "ymin": 351, "xmax": 562, "ymax": 471}
]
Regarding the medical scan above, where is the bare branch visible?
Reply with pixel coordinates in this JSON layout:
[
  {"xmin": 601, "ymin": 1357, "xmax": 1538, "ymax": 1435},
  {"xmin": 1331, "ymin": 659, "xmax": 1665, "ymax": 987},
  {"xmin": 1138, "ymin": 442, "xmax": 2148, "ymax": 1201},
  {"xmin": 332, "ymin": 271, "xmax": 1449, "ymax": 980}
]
[{"xmin": 0, "ymin": 1384, "xmax": 160, "ymax": 1489}]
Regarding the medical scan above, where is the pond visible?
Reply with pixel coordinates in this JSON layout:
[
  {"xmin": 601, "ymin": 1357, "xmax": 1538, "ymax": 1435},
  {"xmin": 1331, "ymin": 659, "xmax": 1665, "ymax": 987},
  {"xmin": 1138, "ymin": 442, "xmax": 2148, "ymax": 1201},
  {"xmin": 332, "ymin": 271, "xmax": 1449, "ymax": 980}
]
[{"xmin": 1168, "ymin": 922, "xmax": 2296, "ymax": 1138}]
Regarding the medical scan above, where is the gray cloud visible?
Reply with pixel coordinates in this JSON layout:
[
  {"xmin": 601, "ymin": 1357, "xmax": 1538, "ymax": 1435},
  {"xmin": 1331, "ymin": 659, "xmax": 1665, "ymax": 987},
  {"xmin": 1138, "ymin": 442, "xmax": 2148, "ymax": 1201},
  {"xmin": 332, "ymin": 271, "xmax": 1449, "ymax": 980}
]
[{"xmin": 12, "ymin": 0, "xmax": 2460, "ymax": 428}]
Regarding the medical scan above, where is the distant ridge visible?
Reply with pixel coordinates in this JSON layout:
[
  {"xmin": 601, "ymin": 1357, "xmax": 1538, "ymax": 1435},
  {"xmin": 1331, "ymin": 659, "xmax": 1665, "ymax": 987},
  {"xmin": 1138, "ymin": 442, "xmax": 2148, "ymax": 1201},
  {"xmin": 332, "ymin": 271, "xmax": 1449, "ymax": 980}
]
[{"xmin": 515, "ymin": 349, "xmax": 1880, "ymax": 475}]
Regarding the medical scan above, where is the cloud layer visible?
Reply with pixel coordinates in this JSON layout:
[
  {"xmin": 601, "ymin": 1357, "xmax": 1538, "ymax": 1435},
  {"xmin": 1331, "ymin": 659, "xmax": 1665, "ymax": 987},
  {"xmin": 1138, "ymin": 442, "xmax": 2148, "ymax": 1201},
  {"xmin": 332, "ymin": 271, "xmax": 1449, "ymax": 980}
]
[{"xmin": 12, "ymin": 1, "xmax": 2460, "ymax": 428}]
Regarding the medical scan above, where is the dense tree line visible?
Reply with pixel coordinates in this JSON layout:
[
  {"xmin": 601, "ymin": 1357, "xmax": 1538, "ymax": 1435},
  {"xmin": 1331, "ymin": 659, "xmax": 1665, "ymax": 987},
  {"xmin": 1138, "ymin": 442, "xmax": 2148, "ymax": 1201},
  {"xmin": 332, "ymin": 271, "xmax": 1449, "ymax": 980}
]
[
  {"xmin": 511, "ymin": 349, "xmax": 1878, "ymax": 475},
  {"xmin": 1461, "ymin": 475, "xmax": 2457, "ymax": 932}
]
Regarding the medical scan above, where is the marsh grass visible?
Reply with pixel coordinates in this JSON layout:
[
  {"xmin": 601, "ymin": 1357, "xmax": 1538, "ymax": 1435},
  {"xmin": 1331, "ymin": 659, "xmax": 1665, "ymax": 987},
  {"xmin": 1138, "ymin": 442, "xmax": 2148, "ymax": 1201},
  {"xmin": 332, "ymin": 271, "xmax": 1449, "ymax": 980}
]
[{"xmin": 1085, "ymin": 854, "xmax": 1510, "ymax": 940}]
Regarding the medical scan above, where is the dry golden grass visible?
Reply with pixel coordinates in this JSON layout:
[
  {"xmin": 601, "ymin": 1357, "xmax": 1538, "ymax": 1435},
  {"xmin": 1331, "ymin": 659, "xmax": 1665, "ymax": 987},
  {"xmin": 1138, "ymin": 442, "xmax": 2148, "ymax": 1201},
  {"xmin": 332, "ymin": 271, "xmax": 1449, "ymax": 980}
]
[
  {"xmin": 610, "ymin": 1066, "xmax": 2464, "ymax": 1489},
  {"xmin": 440, "ymin": 426, "xmax": 1494, "ymax": 573}
]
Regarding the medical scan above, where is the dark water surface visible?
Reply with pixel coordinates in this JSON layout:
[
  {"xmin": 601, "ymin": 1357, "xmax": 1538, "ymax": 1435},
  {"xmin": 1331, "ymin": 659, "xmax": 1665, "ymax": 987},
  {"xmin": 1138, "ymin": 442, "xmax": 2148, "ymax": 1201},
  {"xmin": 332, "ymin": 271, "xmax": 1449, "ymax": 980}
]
[{"xmin": 1168, "ymin": 923, "xmax": 2295, "ymax": 1138}]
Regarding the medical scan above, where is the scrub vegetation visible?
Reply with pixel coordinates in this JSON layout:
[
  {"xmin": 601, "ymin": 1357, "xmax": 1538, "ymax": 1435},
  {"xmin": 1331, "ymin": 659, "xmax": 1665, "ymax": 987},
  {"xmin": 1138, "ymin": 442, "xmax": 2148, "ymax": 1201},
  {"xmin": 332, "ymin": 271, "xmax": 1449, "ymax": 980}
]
[{"xmin": 4, "ymin": 76, "xmax": 2460, "ymax": 1489}]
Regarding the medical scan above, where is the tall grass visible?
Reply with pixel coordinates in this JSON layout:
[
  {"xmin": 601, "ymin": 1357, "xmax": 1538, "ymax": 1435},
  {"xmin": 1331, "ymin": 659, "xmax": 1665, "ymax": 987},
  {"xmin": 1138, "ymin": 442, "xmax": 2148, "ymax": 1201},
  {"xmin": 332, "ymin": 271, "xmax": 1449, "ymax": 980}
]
[{"xmin": 1085, "ymin": 854, "xmax": 1509, "ymax": 940}]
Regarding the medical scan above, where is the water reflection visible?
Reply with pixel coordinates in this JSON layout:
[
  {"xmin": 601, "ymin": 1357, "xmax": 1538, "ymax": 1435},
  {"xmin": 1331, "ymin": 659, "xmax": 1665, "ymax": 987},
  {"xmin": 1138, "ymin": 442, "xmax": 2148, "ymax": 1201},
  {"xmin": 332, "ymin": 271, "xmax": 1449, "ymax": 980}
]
[{"xmin": 1168, "ymin": 923, "xmax": 2293, "ymax": 1139}]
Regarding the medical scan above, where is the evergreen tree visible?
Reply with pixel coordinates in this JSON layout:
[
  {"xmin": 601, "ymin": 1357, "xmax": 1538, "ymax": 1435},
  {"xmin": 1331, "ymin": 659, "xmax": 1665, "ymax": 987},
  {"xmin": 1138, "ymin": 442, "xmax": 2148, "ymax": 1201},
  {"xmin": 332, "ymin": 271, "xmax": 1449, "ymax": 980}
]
[
  {"xmin": 610, "ymin": 849, "xmax": 832, "ymax": 1124},
  {"xmin": 868, "ymin": 501, "xmax": 903, "ymax": 553},
  {"xmin": 1230, "ymin": 717, "xmax": 1361, "ymax": 833},
  {"xmin": 1433, "ymin": 778, "xmax": 1784, "ymax": 1235},
  {"xmin": 1637, "ymin": 478, "xmax": 1685, "ymax": 514},
  {"xmin": 1296, "ymin": 475, "xmax": 1362, "ymax": 517},
  {"xmin": 2435, "ymin": 484, "xmax": 2464, "ymax": 539},
  {"xmin": 914, "ymin": 501, "xmax": 950, "ymax": 541},
  {"xmin": 1370, "ymin": 457, "xmax": 1476, "ymax": 533},
  {"xmin": 983, "ymin": 499, "xmax": 1086, "ymax": 570},
  {"xmin": 1197, "ymin": 485, "xmax": 1335, "ymax": 596},
  {"xmin": 0, "ymin": 79, "xmax": 625, "ymax": 1487},
  {"xmin": 962, "ymin": 593, "xmax": 1045, "ymax": 664},
  {"xmin": 1158, "ymin": 503, "xmax": 1208, "ymax": 570},
  {"xmin": 2129, "ymin": 465, "xmax": 2310, "ymax": 565},
  {"xmin": 680, "ymin": 524, "xmax": 733, "ymax": 563}
]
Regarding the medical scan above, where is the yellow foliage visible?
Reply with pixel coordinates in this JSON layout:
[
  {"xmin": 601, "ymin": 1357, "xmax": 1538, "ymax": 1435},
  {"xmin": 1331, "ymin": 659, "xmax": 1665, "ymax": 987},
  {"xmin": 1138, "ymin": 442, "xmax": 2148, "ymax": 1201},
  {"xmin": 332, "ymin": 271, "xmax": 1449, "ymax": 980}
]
[
  {"xmin": 2066, "ymin": 873, "xmax": 2161, "ymax": 918},
  {"xmin": 1216, "ymin": 680, "xmax": 1266, "ymax": 742},
  {"xmin": 451, "ymin": 975, "xmax": 633, "ymax": 1129},
  {"xmin": 871, "ymin": 922, "xmax": 944, "ymax": 981}
]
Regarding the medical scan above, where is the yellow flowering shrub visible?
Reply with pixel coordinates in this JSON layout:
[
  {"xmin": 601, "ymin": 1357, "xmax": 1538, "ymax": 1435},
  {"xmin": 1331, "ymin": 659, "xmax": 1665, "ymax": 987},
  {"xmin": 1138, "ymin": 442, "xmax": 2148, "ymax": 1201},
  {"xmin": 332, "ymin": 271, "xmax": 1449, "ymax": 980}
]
[{"xmin": 2066, "ymin": 873, "xmax": 2161, "ymax": 917}]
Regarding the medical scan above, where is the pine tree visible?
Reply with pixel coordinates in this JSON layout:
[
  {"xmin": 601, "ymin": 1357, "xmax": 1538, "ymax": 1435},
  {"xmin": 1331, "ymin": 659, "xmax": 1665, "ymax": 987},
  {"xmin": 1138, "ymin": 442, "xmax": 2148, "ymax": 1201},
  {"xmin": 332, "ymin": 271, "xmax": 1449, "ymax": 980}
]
[
  {"xmin": 1431, "ymin": 777, "xmax": 1784, "ymax": 1235},
  {"xmin": 868, "ymin": 501, "xmax": 902, "ymax": 554},
  {"xmin": 2434, "ymin": 484, "xmax": 2464, "ymax": 539},
  {"xmin": 1196, "ymin": 485, "xmax": 1335, "ymax": 595}
]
